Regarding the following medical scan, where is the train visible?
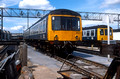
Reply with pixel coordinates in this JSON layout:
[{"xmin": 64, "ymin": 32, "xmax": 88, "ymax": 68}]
[
  {"xmin": 82, "ymin": 25, "xmax": 113, "ymax": 46},
  {"xmin": 0, "ymin": 30, "xmax": 11, "ymax": 41},
  {"xmin": 11, "ymin": 33, "xmax": 23, "ymax": 40},
  {"xmin": 24, "ymin": 9, "xmax": 82, "ymax": 56}
]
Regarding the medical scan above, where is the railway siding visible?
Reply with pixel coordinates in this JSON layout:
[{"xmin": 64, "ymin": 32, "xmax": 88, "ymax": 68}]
[{"xmin": 55, "ymin": 56, "xmax": 107, "ymax": 78}]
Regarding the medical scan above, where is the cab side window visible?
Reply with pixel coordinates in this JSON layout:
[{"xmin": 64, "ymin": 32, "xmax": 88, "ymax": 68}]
[
  {"xmin": 110, "ymin": 29, "xmax": 112, "ymax": 35},
  {"xmin": 100, "ymin": 29, "xmax": 104, "ymax": 35}
]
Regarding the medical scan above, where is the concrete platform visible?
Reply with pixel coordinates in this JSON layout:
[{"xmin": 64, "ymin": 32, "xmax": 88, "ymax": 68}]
[
  {"xmin": 0, "ymin": 45, "xmax": 4, "ymax": 50},
  {"xmin": 73, "ymin": 51, "xmax": 113, "ymax": 67},
  {"xmin": 27, "ymin": 46, "xmax": 63, "ymax": 79}
]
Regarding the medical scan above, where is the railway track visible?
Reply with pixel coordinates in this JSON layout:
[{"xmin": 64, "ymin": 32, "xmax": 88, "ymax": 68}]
[
  {"xmin": 75, "ymin": 47, "xmax": 100, "ymax": 56},
  {"xmin": 31, "ymin": 45, "xmax": 110, "ymax": 78},
  {"xmin": 54, "ymin": 55, "xmax": 108, "ymax": 79},
  {"xmin": 0, "ymin": 45, "xmax": 9, "ymax": 61}
]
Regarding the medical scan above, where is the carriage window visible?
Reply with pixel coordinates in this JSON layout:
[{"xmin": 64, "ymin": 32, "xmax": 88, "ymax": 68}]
[
  {"xmin": 52, "ymin": 16, "xmax": 80, "ymax": 31},
  {"xmin": 105, "ymin": 29, "xmax": 112, "ymax": 35},
  {"xmin": 83, "ymin": 31, "xmax": 87, "ymax": 36},
  {"xmin": 100, "ymin": 29, "xmax": 104, "ymax": 35},
  {"xmin": 43, "ymin": 20, "xmax": 46, "ymax": 32},
  {"xmin": 110, "ymin": 29, "xmax": 112, "ymax": 35},
  {"xmin": 91, "ymin": 30, "xmax": 94, "ymax": 36},
  {"xmin": 52, "ymin": 17, "xmax": 61, "ymax": 30},
  {"xmin": 87, "ymin": 31, "xmax": 90, "ymax": 36}
]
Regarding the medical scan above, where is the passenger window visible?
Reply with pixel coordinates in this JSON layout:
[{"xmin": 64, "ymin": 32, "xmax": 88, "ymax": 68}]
[
  {"xmin": 83, "ymin": 31, "xmax": 87, "ymax": 36},
  {"xmin": 43, "ymin": 20, "xmax": 46, "ymax": 32},
  {"xmin": 100, "ymin": 29, "xmax": 104, "ymax": 35},
  {"xmin": 40, "ymin": 22, "xmax": 43, "ymax": 32},
  {"xmin": 91, "ymin": 30, "xmax": 94, "ymax": 36},
  {"xmin": 87, "ymin": 31, "xmax": 89, "ymax": 36}
]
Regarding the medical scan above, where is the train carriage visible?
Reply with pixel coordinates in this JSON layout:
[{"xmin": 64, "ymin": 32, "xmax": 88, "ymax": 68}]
[
  {"xmin": 0, "ymin": 30, "xmax": 11, "ymax": 41},
  {"xmin": 82, "ymin": 25, "xmax": 113, "ymax": 46},
  {"xmin": 24, "ymin": 9, "xmax": 82, "ymax": 56}
]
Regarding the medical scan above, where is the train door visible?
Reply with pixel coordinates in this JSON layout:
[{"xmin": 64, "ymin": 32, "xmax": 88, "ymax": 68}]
[
  {"xmin": 104, "ymin": 29, "xmax": 108, "ymax": 40},
  {"xmin": 104, "ymin": 28, "xmax": 113, "ymax": 40},
  {"xmin": 99, "ymin": 28, "xmax": 105, "ymax": 40}
]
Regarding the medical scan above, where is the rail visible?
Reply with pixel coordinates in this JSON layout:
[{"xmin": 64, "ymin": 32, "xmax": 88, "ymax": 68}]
[
  {"xmin": 55, "ymin": 55, "xmax": 108, "ymax": 79},
  {"xmin": 0, "ymin": 49, "xmax": 19, "ymax": 71},
  {"xmin": 0, "ymin": 45, "xmax": 9, "ymax": 61}
]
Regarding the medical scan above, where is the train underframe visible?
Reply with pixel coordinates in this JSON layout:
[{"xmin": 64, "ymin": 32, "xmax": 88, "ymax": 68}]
[
  {"xmin": 80, "ymin": 40, "xmax": 102, "ymax": 47},
  {"xmin": 25, "ymin": 39, "xmax": 77, "ymax": 57}
]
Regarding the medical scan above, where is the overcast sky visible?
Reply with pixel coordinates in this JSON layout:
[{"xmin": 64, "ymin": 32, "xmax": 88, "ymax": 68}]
[{"xmin": 0, "ymin": 0, "xmax": 120, "ymax": 33}]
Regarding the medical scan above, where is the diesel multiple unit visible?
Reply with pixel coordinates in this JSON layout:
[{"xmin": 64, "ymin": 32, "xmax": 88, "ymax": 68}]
[
  {"xmin": 24, "ymin": 9, "xmax": 82, "ymax": 56},
  {"xmin": 82, "ymin": 25, "xmax": 113, "ymax": 46}
]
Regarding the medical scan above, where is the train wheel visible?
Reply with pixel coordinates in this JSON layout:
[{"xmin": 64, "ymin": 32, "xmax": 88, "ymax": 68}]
[{"xmin": 61, "ymin": 43, "xmax": 74, "ymax": 57}]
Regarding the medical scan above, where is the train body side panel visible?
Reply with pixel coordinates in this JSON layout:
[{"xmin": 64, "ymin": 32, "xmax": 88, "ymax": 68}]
[
  {"xmin": 29, "ymin": 17, "xmax": 48, "ymax": 41},
  {"xmin": 82, "ymin": 29, "xmax": 97, "ymax": 41}
]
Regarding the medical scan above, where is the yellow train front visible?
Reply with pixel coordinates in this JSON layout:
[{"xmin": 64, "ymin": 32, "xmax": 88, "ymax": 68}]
[
  {"xmin": 24, "ymin": 9, "xmax": 82, "ymax": 56},
  {"xmin": 82, "ymin": 25, "xmax": 113, "ymax": 46}
]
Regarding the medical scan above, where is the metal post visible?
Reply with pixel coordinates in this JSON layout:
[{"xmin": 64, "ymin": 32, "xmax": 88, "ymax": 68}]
[
  {"xmin": 1, "ymin": 8, "xmax": 3, "ymax": 31},
  {"xmin": 0, "ymin": 8, "xmax": 3, "ymax": 41},
  {"xmin": 107, "ymin": 15, "xmax": 110, "ymax": 45},
  {"xmin": 27, "ymin": 10, "xmax": 29, "ymax": 29},
  {"xmin": 118, "ymin": 14, "xmax": 120, "ymax": 29},
  {"xmin": 43, "ymin": 10, "xmax": 45, "ymax": 15}
]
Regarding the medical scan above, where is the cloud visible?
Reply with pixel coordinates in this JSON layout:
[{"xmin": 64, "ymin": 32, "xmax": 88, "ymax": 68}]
[
  {"xmin": 82, "ymin": 20, "xmax": 106, "ymax": 27},
  {"xmin": 82, "ymin": 20, "xmax": 118, "ymax": 29},
  {"xmin": 3, "ymin": 25, "xmax": 23, "ymax": 33},
  {"xmin": 101, "ymin": 0, "xmax": 120, "ymax": 8},
  {"xmin": 3, "ymin": 26, "xmax": 23, "ymax": 33},
  {"xmin": 104, "ymin": 9, "xmax": 120, "ymax": 13},
  {"xmin": 3, "ymin": 17, "xmax": 40, "ymax": 33},
  {"xmin": 0, "ymin": 3, "xmax": 6, "ymax": 7},
  {"xmin": 19, "ymin": 0, "xmax": 55, "ymax": 10},
  {"xmin": 0, "ymin": 0, "xmax": 21, "ymax": 7},
  {"xmin": 10, "ymin": 25, "xmax": 23, "ymax": 30}
]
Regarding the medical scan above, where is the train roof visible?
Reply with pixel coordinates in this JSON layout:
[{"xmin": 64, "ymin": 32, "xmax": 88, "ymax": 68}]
[
  {"xmin": 25, "ymin": 9, "xmax": 81, "ymax": 31},
  {"xmin": 49, "ymin": 9, "xmax": 81, "ymax": 16},
  {"xmin": 83, "ymin": 25, "xmax": 112, "ymax": 30}
]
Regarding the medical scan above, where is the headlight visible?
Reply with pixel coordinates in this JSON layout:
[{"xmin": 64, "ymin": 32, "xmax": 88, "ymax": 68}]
[
  {"xmin": 75, "ymin": 36, "xmax": 79, "ymax": 40},
  {"xmin": 75, "ymin": 36, "xmax": 78, "ymax": 39},
  {"xmin": 54, "ymin": 35, "xmax": 58, "ymax": 40}
]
